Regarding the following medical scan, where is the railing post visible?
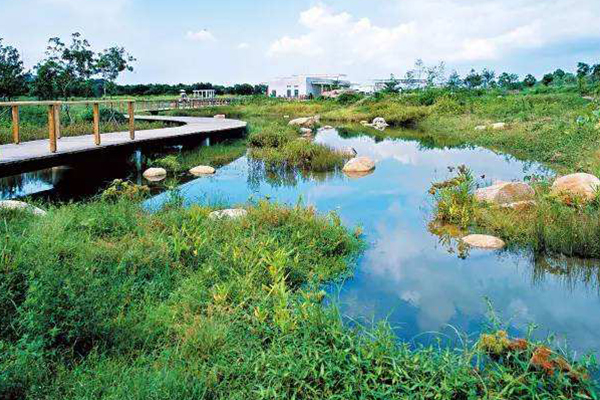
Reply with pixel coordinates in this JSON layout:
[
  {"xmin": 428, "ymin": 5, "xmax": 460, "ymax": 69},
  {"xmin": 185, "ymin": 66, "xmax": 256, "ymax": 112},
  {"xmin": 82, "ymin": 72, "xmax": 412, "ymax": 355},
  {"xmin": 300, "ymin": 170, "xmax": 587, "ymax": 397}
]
[
  {"xmin": 11, "ymin": 105, "xmax": 19, "ymax": 144},
  {"xmin": 54, "ymin": 104, "xmax": 61, "ymax": 139},
  {"xmin": 128, "ymin": 101, "xmax": 135, "ymax": 140},
  {"xmin": 93, "ymin": 102, "xmax": 100, "ymax": 145},
  {"xmin": 48, "ymin": 104, "xmax": 57, "ymax": 153}
]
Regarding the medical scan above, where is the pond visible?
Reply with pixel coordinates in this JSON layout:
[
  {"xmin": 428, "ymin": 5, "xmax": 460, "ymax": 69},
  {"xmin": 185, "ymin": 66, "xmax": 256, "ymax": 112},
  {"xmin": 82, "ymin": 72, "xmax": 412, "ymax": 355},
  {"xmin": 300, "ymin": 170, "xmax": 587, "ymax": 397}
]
[{"xmin": 3, "ymin": 126, "xmax": 600, "ymax": 357}]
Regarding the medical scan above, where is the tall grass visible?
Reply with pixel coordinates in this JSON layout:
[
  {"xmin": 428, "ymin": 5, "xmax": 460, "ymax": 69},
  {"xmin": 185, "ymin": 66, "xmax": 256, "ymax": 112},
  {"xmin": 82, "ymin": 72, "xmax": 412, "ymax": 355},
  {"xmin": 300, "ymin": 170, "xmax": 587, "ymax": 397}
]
[{"xmin": 1, "ymin": 199, "xmax": 596, "ymax": 398}]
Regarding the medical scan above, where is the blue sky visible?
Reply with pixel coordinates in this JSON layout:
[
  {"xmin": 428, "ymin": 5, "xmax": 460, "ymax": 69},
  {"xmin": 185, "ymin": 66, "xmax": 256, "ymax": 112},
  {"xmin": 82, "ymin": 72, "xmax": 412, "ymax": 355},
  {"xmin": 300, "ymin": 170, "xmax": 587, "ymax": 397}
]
[{"xmin": 1, "ymin": 0, "xmax": 599, "ymax": 85}]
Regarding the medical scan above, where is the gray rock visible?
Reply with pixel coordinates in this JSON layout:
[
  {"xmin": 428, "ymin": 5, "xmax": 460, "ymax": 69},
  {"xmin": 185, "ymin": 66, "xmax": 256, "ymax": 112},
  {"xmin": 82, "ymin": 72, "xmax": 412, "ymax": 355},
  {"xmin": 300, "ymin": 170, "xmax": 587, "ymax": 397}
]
[
  {"xmin": 0, "ymin": 200, "xmax": 46, "ymax": 216},
  {"xmin": 209, "ymin": 208, "xmax": 248, "ymax": 220},
  {"xmin": 143, "ymin": 167, "xmax": 167, "ymax": 182}
]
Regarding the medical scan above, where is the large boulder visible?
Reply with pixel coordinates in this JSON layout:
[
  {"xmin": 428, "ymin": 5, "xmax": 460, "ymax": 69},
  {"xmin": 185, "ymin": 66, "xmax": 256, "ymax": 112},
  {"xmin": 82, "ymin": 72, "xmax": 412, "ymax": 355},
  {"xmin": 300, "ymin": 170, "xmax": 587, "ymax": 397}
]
[
  {"xmin": 551, "ymin": 173, "xmax": 600, "ymax": 201},
  {"xmin": 462, "ymin": 234, "xmax": 505, "ymax": 249},
  {"xmin": 143, "ymin": 167, "xmax": 167, "ymax": 181},
  {"xmin": 474, "ymin": 181, "xmax": 535, "ymax": 205},
  {"xmin": 343, "ymin": 157, "xmax": 375, "ymax": 173},
  {"xmin": 209, "ymin": 208, "xmax": 248, "ymax": 220},
  {"xmin": 371, "ymin": 117, "xmax": 389, "ymax": 131},
  {"xmin": 189, "ymin": 165, "xmax": 216, "ymax": 176},
  {"xmin": 288, "ymin": 116, "xmax": 320, "ymax": 128},
  {"xmin": 0, "ymin": 200, "xmax": 46, "ymax": 216}
]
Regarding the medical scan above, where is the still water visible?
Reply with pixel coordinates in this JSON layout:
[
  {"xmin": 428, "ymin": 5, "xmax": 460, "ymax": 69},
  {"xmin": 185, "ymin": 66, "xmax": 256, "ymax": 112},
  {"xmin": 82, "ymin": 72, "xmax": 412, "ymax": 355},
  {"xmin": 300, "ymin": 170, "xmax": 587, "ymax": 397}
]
[{"xmin": 3, "ymin": 128, "xmax": 600, "ymax": 356}]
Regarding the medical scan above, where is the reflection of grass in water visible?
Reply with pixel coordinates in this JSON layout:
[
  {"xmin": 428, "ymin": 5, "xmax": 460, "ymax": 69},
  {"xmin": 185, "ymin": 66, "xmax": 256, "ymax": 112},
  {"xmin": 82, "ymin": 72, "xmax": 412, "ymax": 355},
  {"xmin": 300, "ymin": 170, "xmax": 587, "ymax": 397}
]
[
  {"xmin": 533, "ymin": 254, "xmax": 600, "ymax": 292},
  {"xmin": 149, "ymin": 139, "xmax": 247, "ymax": 173}
]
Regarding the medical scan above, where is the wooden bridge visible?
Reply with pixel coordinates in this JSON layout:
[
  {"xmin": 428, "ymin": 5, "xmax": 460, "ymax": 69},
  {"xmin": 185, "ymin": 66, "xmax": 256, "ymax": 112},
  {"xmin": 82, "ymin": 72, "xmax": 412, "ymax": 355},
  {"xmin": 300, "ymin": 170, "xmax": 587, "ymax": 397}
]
[{"xmin": 0, "ymin": 99, "xmax": 246, "ymax": 177}]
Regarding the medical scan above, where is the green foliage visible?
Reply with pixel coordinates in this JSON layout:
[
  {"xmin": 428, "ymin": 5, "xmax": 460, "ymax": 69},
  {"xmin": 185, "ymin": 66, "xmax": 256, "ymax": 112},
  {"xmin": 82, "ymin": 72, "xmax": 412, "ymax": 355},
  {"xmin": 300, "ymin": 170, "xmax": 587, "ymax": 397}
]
[
  {"xmin": 101, "ymin": 179, "xmax": 150, "ymax": 201},
  {"xmin": 430, "ymin": 165, "xmax": 476, "ymax": 228},
  {"xmin": 82, "ymin": 106, "xmax": 127, "ymax": 124},
  {"xmin": 0, "ymin": 38, "xmax": 27, "ymax": 100}
]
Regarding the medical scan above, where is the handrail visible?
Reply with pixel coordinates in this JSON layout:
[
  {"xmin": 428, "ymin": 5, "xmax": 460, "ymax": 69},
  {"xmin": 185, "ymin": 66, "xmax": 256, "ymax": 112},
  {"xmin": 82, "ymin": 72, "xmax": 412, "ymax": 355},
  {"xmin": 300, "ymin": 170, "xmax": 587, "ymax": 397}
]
[{"xmin": 0, "ymin": 98, "xmax": 239, "ymax": 155}]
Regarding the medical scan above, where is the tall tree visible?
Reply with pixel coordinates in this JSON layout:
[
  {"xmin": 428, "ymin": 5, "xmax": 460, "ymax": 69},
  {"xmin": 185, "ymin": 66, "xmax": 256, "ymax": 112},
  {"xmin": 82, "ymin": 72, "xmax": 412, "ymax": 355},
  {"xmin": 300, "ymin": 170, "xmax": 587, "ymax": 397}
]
[
  {"xmin": 523, "ymin": 74, "xmax": 537, "ymax": 88},
  {"xmin": 463, "ymin": 69, "xmax": 482, "ymax": 89},
  {"xmin": 481, "ymin": 68, "xmax": 496, "ymax": 88},
  {"xmin": 96, "ymin": 46, "xmax": 135, "ymax": 95},
  {"xmin": 0, "ymin": 38, "xmax": 27, "ymax": 100},
  {"xmin": 498, "ymin": 72, "xmax": 520, "ymax": 90},
  {"xmin": 446, "ymin": 70, "xmax": 462, "ymax": 89}
]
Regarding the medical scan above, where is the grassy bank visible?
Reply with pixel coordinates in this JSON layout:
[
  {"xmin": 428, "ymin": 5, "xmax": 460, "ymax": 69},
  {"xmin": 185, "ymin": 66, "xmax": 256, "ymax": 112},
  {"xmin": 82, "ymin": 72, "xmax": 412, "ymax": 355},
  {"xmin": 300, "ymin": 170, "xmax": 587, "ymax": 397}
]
[
  {"xmin": 430, "ymin": 166, "xmax": 600, "ymax": 259},
  {"xmin": 1, "ymin": 199, "xmax": 596, "ymax": 398}
]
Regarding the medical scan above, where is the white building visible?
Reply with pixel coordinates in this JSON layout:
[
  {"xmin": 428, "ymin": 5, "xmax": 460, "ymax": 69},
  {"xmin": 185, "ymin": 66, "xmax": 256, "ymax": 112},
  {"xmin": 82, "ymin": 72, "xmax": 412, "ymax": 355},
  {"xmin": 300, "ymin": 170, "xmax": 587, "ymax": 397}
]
[{"xmin": 267, "ymin": 74, "xmax": 350, "ymax": 99}]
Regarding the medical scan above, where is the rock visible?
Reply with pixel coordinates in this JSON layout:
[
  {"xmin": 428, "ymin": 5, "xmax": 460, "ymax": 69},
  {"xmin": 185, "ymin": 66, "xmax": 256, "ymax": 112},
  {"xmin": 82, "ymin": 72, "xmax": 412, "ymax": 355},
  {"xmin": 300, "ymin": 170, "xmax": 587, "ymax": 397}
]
[
  {"xmin": 344, "ymin": 170, "xmax": 375, "ymax": 179},
  {"xmin": 214, "ymin": 114, "xmax": 226, "ymax": 119},
  {"xmin": 288, "ymin": 115, "xmax": 320, "ymax": 128},
  {"xmin": 299, "ymin": 128, "xmax": 313, "ymax": 135},
  {"xmin": 209, "ymin": 208, "xmax": 248, "ymax": 220},
  {"xmin": 189, "ymin": 165, "xmax": 216, "ymax": 176},
  {"xmin": 500, "ymin": 200, "xmax": 537, "ymax": 211},
  {"xmin": 0, "ymin": 200, "xmax": 46, "ymax": 216},
  {"xmin": 360, "ymin": 120, "xmax": 370, "ymax": 126},
  {"xmin": 343, "ymin": 157, "xmax": 375, "ymax": 173},
  {"xmin": 551, "ymin": 173, "xmax": 600, "ymax": 201},
  {"xmin": 371, "ymin": 117, "xmax": 388, "ymax": 131},
  {"xmin": 474, "ymin": 125, "xmax": 487, "ymax": 131},
  {"xmin": 143, "ymin": 167, "xmax": 167, "ymax": 182},
  {"xmin": 583, "ymin": 96, "xmax": 595, "ymax": 101},
  {"xmin": 321, "ymin": 125, "xmax": 334, "ymax": 130},
  {"xmin": 461, "ymin": 234, "xmax": 505, "ymax": 249},
  {"xmin": 491, "ymin": 122, "xmax": 507, "ymax": 130},
  {"xmin": 474, "ymin": 182, "xmax": 535, "ymax": 205}
]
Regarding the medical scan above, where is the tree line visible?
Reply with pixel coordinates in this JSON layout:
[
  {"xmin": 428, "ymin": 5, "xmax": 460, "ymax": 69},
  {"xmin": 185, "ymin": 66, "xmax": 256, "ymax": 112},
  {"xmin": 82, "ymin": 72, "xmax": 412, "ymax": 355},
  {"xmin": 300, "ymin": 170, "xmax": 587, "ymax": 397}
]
[
  {"xmin": 0, "ymin": 34, "xmax": 266, "ymax": 101},
  {"xmin": 383, "ymin": 59, "xmax": 600, "ymax": 93}
]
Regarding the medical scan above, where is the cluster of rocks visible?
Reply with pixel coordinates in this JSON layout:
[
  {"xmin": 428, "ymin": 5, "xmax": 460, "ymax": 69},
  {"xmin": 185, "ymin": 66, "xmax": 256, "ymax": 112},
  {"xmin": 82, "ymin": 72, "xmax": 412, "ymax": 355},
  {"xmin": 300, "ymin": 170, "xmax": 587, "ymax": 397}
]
[
  {"xmin": 143, "ymin": 164, "xmax": 217, "ymax": 182},
  {"xmin": 474, "ymin": 122, "xmax": 507, "ymax": 131},
  {"xmin": 461, "ymin": 172, "xmax": 600, "ymax": 250},
  {"xmin": 360, "ymin": 117, "xmax": 389, "ymax": 131}
]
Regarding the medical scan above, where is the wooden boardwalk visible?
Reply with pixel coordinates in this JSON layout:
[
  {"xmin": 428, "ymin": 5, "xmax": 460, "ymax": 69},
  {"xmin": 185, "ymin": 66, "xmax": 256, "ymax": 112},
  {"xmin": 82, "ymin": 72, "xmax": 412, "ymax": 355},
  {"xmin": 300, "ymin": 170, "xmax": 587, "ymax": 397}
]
[{"xmin": 0, "ymin": 115, "xmax": 247, "ymax": 176}]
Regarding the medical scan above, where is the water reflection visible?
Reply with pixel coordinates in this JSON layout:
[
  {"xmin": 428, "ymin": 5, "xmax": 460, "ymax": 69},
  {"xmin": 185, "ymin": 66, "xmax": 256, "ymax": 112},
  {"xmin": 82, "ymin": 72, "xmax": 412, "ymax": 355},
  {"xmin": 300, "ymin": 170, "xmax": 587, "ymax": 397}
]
[
  {"xmin": 145, "ymin": 129, "xmax": 600, "ymax": 356},
  {"xmin": 4, "ymin": 127, "xmax": 600, "ymax": 356}
]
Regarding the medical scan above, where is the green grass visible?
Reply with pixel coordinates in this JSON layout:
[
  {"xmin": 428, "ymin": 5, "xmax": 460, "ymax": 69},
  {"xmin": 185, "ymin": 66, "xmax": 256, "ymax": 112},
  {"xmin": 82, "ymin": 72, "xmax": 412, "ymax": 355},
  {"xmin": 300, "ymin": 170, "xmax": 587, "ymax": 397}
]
[
  {"xmin": 1, "ymin": 199, "xmax": 596, "ymax": 399},
  {"xmin": 429, "ymin": 166, "xmax": 600, "ymax": 259}
]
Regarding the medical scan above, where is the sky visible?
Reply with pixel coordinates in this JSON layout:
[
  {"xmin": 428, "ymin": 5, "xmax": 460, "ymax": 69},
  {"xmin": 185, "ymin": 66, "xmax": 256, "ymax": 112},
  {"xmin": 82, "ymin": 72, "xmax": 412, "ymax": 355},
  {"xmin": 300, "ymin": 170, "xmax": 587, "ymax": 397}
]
[{"xmin": 1, "ymin": 0, "xmax": 600, "ymax": 85}]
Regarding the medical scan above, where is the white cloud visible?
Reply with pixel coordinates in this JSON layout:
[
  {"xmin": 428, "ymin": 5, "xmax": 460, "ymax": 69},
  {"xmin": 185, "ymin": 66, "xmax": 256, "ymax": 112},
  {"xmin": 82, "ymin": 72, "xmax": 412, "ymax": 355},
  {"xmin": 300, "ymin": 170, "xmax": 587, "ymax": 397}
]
[
  {"xmin": 186, "ymin": 29, "xmax": 216, "ymax": 42},
  {"xmin": 237, "ymin": 42, "xmax": 250, "ymax": 50},
  {"xmin": 267, "ymin": 2, "xmax": 600, "ymax": 76}
]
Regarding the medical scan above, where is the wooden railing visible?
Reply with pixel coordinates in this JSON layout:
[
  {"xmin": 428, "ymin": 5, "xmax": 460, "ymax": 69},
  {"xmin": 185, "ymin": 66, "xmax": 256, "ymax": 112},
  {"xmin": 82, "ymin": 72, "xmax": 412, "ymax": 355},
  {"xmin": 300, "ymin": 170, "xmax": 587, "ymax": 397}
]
[{"xmin": 0, "ymin": 97, "xmax": 239, "ymax": 153}]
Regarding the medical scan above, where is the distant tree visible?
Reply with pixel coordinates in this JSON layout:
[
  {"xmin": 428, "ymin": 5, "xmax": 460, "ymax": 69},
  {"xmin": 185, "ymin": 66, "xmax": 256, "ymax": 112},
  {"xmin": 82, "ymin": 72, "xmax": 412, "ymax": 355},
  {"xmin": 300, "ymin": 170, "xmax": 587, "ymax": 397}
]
[
  {"xmin": 591, "ymin": 64, "xmax": 600, "ymax": 82},
  {"xmin": 382, "ymin": 73, "xmax": 400, "ymax": 93},
  {"xmin": 96, "ymin": 46, "xmax": 135, "ymax": 95},
  {"xmin": 253, "ymin": 84, "xmax": 267, "ymax": 95},
  {"xmin": 0, "ymin": 38, "xmax": 27, "ymax": 100},
  {"xmin": 31, "ymin": 59, "xmax": 62, "ymax": 99},
  {"xmin": 577, "ymin": 62, "xmax": 591, "ymax": 79},
  {"xmin": 542, "ymin": 73, "xmax": 554, "ymax": 86},
  {"xmin": 523, "ymin": 74, "xmax": 537, "ymax": 88},
  {"xmin": 446, "ymin": 70, "xmax": 462, "ymax": 89},
  {"xmin": 498, "ymin": 72, "xmax": 520, "ymax": 90},
  {"xmin": 463, "ymin": 69, "xmax": 483, "ymax": 89},
  {"xmin": 425, "ymin": 61, "xmax": 446, "ymax": 87},
  {"xmin": 553, "ymin": 69, "xmax": 566, "ymax": 80},
  {"xmin": 481, "ymin": 68, "xmax": 496, "ymax": 88}
]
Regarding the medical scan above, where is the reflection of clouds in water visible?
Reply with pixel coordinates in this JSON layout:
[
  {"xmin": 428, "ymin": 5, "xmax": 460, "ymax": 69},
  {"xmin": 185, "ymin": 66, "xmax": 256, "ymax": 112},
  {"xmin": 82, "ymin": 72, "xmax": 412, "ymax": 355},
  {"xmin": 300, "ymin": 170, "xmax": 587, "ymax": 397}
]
[{"xmin": 144, "ymin": 129, "xmax": 598, "ymax": 355}]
